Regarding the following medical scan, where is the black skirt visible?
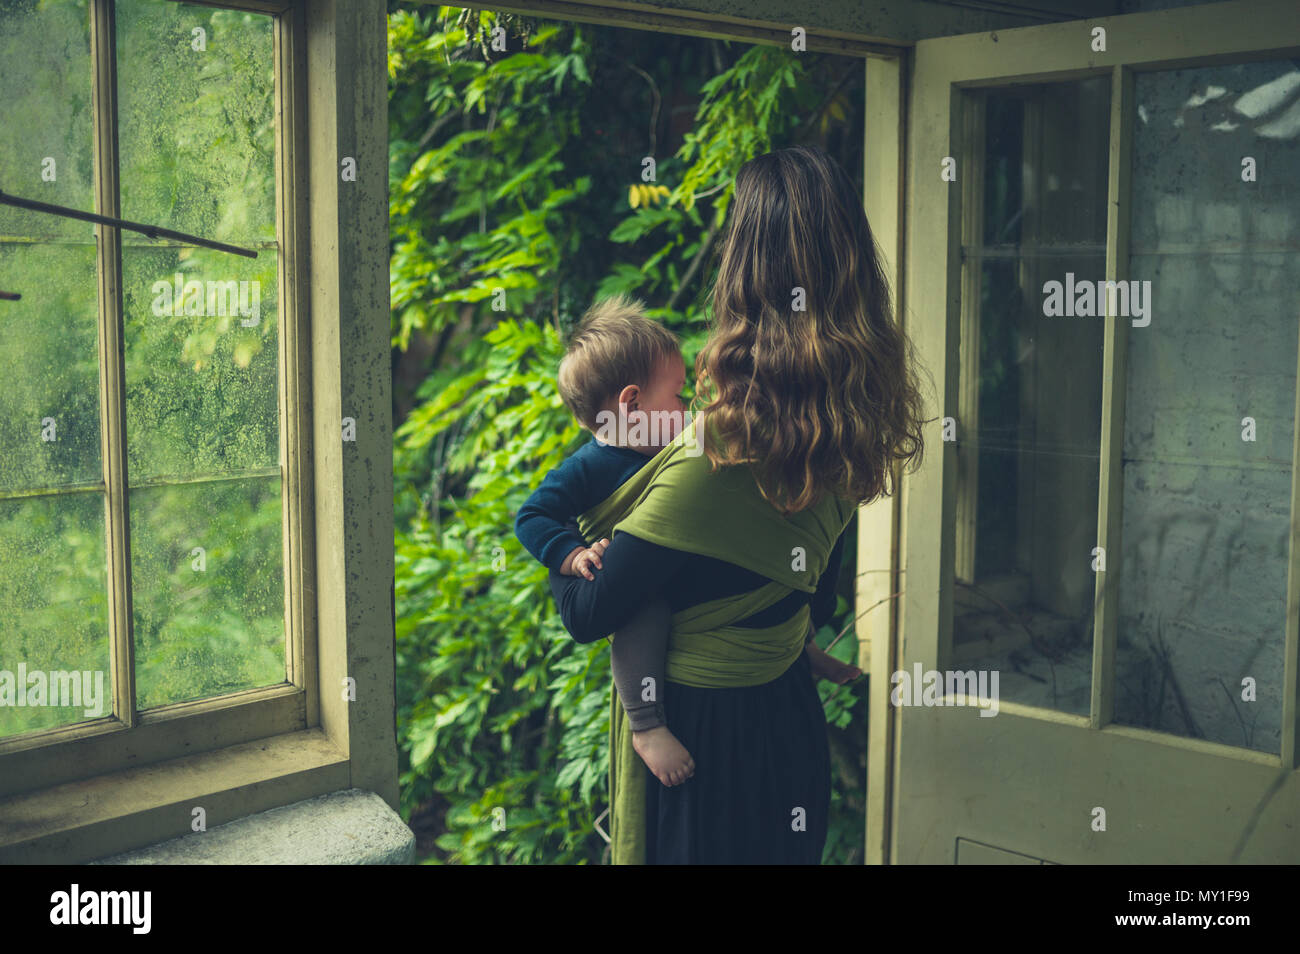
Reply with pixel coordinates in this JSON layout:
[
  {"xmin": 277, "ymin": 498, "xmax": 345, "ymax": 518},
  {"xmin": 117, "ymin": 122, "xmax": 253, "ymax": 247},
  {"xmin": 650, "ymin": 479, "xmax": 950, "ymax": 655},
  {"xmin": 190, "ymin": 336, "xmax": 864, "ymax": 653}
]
[{"xmin": 643, "ymin": 650, "xmax": 831, "ymax": 864}]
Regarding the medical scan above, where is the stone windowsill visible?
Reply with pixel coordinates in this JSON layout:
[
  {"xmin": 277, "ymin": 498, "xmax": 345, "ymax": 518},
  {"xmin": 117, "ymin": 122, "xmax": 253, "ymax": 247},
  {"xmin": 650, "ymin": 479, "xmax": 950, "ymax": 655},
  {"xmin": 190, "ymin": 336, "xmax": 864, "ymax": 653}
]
[{"xmin": 90, "ymin": 788, "xmax": 414, "ymax": 865}]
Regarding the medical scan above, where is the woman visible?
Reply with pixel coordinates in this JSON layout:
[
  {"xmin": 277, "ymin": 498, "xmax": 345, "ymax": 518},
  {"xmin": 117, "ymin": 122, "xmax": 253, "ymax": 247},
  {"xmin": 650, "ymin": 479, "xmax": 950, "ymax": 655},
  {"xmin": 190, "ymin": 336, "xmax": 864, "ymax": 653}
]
[{"xmin": 549, "ymin": 144, "xmax": 927, "ymax": 864}]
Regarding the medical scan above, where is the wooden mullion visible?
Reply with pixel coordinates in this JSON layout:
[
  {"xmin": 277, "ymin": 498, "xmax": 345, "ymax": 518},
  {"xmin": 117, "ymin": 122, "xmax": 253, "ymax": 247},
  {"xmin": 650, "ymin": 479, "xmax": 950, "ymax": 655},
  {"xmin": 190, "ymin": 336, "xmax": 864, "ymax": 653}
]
[
  {"xmin": 0, "ymin": 482, "xmax": 106, "ymax": 503},
  {"xmin": 933, "ymin": 80, "xmax": 965, "ymax": 678},
  {"xmin": 1017, "ymin": 95, "xmax": 1042, "ymax": 582},
  {"xmin": 1090, "ymin": 65, "xmax": 1134, "ymax": 731},
  {"xmin": 90, "ymin": 0, "xmax": 136, "ymax": 729},
  {"xmin": 275, "ymin": 0, "xmax": 316, "ymax": 719},
  {"xmin": 161, "ymin": 0, "xmax": 293, "ymax": 14},
  {"xmin": 1282, "ymin": 301, "xmax": 1300, "ymax": 764},
  {"xmin": 954, "ymin": 88, "xmax": 984, "ymax": 587}
]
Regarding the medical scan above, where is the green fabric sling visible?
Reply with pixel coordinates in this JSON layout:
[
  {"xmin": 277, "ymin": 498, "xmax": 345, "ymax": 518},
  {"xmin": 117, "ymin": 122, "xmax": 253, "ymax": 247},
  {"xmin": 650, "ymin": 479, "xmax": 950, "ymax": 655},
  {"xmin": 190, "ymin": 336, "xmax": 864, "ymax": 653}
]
[{"xmin": 575, "ymin": 415, "xmax": 856, "ymax": 865}]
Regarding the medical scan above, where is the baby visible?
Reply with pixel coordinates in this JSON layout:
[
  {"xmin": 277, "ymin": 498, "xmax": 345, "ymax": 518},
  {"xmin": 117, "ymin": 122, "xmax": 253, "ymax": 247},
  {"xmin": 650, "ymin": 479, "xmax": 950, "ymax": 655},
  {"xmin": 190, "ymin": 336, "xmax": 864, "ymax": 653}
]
[{"xmin": 515, "ymin": 293, "xmax": 859, "ymax": 788}]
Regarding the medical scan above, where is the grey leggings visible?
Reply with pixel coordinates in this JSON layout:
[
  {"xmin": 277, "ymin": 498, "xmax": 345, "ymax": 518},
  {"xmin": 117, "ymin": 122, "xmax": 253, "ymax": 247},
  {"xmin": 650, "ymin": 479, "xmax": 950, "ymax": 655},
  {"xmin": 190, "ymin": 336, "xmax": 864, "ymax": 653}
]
[
  {"xmin": 609, "ymin": 598, "xmax": 819, "ymax": 732},
  {"xmin": 608, "ymin": 598, "xmax": 672, "ymax": 732}
]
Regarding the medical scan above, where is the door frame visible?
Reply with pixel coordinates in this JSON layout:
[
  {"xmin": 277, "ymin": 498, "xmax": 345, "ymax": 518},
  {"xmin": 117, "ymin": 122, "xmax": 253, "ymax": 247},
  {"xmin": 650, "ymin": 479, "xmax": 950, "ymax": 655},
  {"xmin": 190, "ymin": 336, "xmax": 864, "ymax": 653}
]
[
  {"xmin": 861, "ymin": 51, "xmax": 908, "ymax": 867},
  {"xmin": 890, "ymin": 0, "xmax": 1300, "ymax": 863}
]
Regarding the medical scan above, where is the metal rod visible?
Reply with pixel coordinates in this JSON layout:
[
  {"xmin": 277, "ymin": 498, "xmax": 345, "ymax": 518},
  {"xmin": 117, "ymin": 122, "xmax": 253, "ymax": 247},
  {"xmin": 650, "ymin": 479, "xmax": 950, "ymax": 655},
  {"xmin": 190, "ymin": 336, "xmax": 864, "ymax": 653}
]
[{"xmin": 0, "ymin": 189, "xmax": 259, "ymax": 259}]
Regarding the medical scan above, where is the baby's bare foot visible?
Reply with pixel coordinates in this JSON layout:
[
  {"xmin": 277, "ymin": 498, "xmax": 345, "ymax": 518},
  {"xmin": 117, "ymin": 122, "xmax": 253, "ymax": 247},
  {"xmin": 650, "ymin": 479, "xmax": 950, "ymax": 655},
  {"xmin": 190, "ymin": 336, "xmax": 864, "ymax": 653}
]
[
  {"xmin": 805, "ymin": 642, "xmax": 863, "ymax": 685},
  {"xmin": 631, "ymin": 725, "xmax": 696, "ymax": 787}
]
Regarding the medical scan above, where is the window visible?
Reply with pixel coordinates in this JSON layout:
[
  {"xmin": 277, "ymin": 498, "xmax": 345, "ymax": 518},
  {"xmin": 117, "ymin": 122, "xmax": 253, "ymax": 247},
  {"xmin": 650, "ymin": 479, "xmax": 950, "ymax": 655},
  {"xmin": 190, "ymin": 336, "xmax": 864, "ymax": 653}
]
[
  {"xmin": 950, "ymin": 78, "xmax": 1110, "ymax": 716},
  {"xmin": 0, "ymin": 0, "xmax": 311, "ymax": 792},
  {"xmin": 950, "ymin": 58, "xmax": 1300, "ymax": 755}
]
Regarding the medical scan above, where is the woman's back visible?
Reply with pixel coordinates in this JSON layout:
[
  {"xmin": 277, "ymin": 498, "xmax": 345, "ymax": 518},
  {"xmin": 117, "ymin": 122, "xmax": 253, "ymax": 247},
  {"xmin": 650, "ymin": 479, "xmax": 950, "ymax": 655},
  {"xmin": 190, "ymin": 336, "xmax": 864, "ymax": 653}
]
[{"xmin": 551, "ymin": 144, "xmax": 929, "ymax": 863}]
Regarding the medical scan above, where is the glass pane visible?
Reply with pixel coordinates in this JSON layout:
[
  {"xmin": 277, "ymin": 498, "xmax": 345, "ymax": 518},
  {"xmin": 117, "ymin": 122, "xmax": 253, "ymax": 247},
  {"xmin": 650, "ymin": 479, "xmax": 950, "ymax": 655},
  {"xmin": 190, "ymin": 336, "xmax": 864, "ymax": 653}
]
[
  {"xmin": 123, "ymin": 245, "xmax": 279, "ymax": 480},
  {"xmin": 0, "ymin": 493, "xmax": 110, "ymax": 740},
  {"xmin": 115, "ymin": 0, "xmax": 276, "ymax": 247},
  {"xmin": 130, "ymin": 476, "xmax": 285, "ymax": 710},
  {"xmin": 0, "ymin": 244, "xmax": 102, "ymax": 493},
  {"xmin": 115, "ymin": 1, "xmax": 286, "ymax": 712},
  {"xmin": 1114, "ymin": 60, "xmax": 1300, "ymax": 754},
  {"xmin": 949, "ymin": 78, "xmax": 1110, "ymax": 715},
  {"xmin": 0, "ymin": 0, "xmax": 94, "ymax": 239}
]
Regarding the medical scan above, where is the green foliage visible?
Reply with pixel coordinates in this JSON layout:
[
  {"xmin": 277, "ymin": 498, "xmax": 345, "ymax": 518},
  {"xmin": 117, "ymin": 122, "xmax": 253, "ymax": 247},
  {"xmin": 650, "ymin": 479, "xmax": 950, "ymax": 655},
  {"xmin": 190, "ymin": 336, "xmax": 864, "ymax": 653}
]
[
  {"xmin": 395, "ymin": 318, "xmax": 612, "ymax": 864},
  {"xmin": 675, "ymin": 45, "xmax": 802, "ymax": 221},
  {"xmin": 389, "ymin": 6, "xmax": 869, "ymax": 864}
]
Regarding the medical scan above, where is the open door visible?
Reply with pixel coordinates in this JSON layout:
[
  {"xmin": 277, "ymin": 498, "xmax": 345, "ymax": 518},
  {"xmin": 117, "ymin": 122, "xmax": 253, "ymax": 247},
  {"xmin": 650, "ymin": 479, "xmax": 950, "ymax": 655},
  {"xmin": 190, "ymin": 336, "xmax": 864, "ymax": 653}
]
[{"xmin": 893, "ymin": 0, "xmax": 1300, "ymax": 863}]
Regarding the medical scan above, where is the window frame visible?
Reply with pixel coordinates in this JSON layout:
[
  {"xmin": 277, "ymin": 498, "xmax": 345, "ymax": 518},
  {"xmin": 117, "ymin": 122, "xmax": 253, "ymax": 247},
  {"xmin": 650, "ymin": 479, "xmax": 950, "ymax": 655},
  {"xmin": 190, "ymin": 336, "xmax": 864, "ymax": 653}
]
[
  {"xmin": 1, "ymin": 0, "xmax": 395, "ymax": 863},
  {"xmin": 0, "ymin": 0, "xmax": 312, "ymax": 792}
]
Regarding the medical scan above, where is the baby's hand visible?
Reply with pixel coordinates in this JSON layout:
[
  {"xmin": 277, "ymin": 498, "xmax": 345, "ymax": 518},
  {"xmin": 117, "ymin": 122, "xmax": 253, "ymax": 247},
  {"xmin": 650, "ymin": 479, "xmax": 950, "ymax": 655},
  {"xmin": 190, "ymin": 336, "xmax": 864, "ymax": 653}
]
[{"xmin": 569, "ymin": 539, "xmax": 609, "ymax": 581}]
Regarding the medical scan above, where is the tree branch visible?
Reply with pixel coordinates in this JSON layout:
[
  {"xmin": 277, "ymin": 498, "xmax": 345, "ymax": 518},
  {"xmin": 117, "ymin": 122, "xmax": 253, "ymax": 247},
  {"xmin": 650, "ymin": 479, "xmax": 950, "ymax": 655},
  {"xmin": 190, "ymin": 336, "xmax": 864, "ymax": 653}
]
[
  {"xmin": 791, "ymin": 64, "xmax": 860, "ymax": 142},
  {"xmin": 625, "ymin": 62, "xmax": 661, "ymax": 158},
  {"xmin": 666, "ymin": 218, "xmax": 721, "ymax": 313}
]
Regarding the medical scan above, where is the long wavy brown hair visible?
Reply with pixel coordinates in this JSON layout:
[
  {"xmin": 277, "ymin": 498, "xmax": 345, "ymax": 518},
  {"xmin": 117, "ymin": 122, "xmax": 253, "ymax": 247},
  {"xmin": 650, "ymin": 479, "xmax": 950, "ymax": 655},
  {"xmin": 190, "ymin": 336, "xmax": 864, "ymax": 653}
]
[{"xmin": 692, "ymin": 145, "xmax": 928, "ymax": 514}]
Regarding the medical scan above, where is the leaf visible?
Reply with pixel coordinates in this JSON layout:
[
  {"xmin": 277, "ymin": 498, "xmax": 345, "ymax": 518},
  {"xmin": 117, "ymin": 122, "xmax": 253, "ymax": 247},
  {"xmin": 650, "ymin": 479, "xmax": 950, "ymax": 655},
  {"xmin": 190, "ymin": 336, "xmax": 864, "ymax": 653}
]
[{"xmin": 608, "ymin": 205, "xmax": 677, "ymax": 243}]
